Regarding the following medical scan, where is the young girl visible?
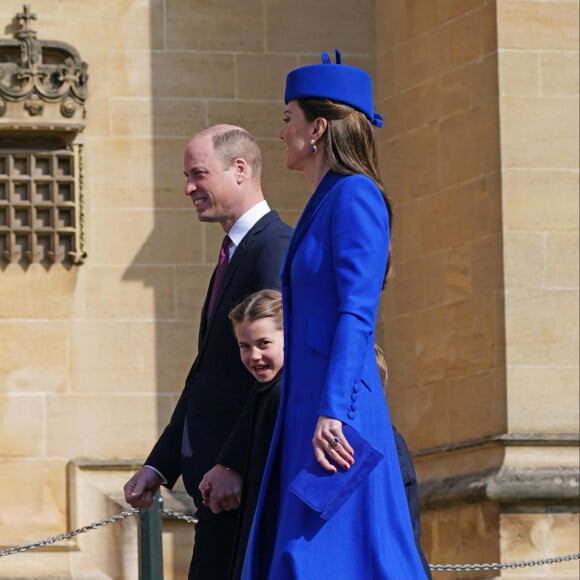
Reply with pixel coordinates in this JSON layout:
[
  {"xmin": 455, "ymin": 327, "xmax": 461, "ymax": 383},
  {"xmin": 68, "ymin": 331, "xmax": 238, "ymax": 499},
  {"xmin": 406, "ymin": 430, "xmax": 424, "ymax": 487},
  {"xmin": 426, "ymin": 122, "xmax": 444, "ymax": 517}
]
[
  {"xmin": 201, "ymin": 290, "xmax": 430, "ymax": 579},
  {"xmin": 200, "ymin": 289, "xmax": 284, "ymax": 580}
]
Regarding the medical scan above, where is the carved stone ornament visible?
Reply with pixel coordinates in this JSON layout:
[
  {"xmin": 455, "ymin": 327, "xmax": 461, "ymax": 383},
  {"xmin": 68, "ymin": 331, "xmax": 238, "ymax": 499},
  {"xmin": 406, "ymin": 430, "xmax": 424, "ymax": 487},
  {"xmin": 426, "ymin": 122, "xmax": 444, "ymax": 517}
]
[{"xmin": 0, "ymin": 4, "xmax": 88, "ymax": 132}]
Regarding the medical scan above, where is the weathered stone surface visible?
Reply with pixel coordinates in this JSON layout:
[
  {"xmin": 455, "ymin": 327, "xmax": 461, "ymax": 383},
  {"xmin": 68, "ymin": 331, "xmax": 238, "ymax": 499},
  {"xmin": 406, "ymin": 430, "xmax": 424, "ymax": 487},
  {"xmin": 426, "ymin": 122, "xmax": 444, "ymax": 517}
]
[{"xmin": 0, "ymin": 0, "xmax": 577, "ymax": 576}]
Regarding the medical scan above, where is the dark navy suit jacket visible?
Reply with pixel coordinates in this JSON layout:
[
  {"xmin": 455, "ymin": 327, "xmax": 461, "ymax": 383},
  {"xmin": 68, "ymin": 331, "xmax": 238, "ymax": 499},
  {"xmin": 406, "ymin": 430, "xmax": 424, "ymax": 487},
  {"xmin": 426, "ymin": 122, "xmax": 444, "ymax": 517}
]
[{"xmin": 146, "ymin": 210, "xmax": 292, "ymax": 503}]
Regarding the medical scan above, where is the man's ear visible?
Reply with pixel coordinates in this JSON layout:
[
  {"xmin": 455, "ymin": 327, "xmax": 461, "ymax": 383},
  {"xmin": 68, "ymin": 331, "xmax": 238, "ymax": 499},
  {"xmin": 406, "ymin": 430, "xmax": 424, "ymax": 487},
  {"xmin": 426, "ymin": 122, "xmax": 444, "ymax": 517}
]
[{"xmin": 233, "ymin": 158, "xmax": 248, "ymax": 184}]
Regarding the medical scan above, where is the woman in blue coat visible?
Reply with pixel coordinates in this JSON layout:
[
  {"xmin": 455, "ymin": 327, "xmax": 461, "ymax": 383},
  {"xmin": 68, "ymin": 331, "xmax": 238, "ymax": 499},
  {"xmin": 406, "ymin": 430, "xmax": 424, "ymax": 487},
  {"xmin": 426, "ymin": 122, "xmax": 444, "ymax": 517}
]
[{"xmin": 242, "ymin": 51, "xmax": 428, "ymax": 579}]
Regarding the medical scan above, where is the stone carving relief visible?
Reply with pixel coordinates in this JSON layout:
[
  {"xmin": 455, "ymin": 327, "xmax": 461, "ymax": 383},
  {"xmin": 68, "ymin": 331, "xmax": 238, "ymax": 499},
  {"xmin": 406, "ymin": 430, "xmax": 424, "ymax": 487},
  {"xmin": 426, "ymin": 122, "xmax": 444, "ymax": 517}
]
[{"xmin": 0, "ymin": 4, "xmax": 88, "ymax": 131}]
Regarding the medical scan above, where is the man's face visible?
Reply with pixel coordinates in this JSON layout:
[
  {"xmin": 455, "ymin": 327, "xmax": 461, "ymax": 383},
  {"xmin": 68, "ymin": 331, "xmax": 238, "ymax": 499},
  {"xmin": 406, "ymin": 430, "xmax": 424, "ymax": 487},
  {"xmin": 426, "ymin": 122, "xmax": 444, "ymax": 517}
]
[{"xmin": 183, "ymin": 134, "xmax": 241, "ymax": 227}]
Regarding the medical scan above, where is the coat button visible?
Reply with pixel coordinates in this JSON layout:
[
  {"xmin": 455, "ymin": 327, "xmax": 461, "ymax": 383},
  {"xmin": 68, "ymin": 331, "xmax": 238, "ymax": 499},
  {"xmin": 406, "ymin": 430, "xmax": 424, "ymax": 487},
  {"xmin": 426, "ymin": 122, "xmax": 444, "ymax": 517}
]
[
  {"xmin": 351, "ymin": 393, "xmax": 358, "ymax": 402},
  {"xmin": 347, "ymin": 411, "xmax": 355, "ymax": 420},
  {"xmin": 350, "ymin": 403, "xmax": 357, "ymax": 412}
]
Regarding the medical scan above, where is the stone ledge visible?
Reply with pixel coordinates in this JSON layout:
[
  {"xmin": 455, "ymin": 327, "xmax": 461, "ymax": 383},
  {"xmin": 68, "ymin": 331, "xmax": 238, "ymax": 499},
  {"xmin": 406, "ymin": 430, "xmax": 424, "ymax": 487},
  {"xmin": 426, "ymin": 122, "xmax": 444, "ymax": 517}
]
[
  {"xmin": 421, "ymin": 465, "xmax": 580, "ymax": 509},
  {"xmin": 413, "ymin": 432, "xmax": 579, "ymax": 458},
  {"xmin": 68, "ymin": 458, "xmax": 196, "ymax": 517}
]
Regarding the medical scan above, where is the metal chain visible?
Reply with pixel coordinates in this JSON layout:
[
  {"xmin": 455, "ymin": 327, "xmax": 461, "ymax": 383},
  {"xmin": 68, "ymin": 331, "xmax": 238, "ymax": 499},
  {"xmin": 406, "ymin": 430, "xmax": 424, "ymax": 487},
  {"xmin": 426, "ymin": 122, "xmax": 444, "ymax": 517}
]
[
  {"xmin": 0, "ymin": 509, "xmax": 138, "ymax": 557},
  {"xmin": 1, "ymin": 507, "xmax": 577, "ymax": 574},
  {"xmin": 161, "ymin": 507, "xmax": 198, "ymax": 525},
  {"xmin": 430, "ymin": 552, "xmax": 579, "ymax": 572}
]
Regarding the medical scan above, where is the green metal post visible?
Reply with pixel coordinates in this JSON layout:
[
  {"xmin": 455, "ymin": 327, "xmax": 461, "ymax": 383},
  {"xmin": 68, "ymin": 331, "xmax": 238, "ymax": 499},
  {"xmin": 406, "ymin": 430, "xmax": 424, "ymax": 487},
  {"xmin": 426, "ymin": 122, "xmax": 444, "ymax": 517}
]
[{"xmin": 138, "ymin": 491, "xmax": 164, "ymax": 579}]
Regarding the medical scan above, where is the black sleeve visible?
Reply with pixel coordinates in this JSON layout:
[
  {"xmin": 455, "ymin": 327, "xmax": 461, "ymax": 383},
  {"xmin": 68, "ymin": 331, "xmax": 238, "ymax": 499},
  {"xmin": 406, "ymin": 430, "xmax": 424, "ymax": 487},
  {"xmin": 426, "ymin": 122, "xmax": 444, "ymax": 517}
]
[
  {"xmin": 254, "ymin": 221, "xmax": 293, "ymax": 291},
  {"xmin": 145, "ymin": 386, "xmax": 188, "ymax": 488},
  {"xmin": 216, "ymin": 387, "xmax": 257, "ymax": 475}
]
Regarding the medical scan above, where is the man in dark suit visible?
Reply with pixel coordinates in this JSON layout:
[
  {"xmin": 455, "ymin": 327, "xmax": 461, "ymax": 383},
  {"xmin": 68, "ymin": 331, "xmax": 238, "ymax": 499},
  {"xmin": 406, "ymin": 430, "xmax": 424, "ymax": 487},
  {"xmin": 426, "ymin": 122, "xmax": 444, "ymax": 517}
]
[{"xmin": 123, "ymin": 124, "xmax": 292, "ymax": 580}]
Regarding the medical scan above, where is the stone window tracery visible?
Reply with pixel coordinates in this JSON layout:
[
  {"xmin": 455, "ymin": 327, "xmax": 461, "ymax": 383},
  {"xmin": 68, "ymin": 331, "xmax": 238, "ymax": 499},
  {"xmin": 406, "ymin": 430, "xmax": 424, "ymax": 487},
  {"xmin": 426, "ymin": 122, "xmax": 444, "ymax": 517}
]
[
  {"xmin": 0, "ymin": 143, "xmax": 84, "ymax": 265},
  {"xmin": 0, "ymin": 4, "xmax": 88, "ymax": 267}
]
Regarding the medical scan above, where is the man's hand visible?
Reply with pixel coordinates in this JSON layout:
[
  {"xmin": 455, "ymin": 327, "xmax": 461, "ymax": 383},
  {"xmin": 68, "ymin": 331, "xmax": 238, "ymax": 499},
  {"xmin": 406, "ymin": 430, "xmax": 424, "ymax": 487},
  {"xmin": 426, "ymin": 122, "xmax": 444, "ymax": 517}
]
[
  {"xmin": 199, "ymin": 464, "xmax": 242, "ymax": 514},
  {"xmin": 123, "ymin": 467, "xmax": 163, "ymax": 509}
]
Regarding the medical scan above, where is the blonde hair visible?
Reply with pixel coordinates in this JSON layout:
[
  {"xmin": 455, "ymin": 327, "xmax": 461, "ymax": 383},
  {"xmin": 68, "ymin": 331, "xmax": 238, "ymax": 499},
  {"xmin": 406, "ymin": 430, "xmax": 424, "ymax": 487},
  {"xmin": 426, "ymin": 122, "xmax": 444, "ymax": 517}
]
[{"xmin": 229, "ymin": 289, "xmax": 283, "ymax": 331}]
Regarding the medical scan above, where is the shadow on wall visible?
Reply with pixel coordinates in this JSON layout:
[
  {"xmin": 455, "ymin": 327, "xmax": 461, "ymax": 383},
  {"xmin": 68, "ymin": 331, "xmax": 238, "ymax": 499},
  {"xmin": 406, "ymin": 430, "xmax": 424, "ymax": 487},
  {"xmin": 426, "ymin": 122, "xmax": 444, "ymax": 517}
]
[
  {"xmin": 122, "ymin": 2, "xmax": 312, "ymax": 464},
  {"xmin": 120, "ymin": 0, "xmax": 375, "ymax": 572}
]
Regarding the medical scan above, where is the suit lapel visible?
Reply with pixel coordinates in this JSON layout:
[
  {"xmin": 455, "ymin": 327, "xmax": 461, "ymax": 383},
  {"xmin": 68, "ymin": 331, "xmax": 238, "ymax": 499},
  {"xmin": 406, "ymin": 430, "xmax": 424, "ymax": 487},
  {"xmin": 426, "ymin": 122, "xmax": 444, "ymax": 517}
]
[
  {"xmin": 200, "ymin": 211, "xmax": 276, "ymax": 342},
  {"xmin": 198, "ymin": 271, "xmax": 214, "ymax": 340}
]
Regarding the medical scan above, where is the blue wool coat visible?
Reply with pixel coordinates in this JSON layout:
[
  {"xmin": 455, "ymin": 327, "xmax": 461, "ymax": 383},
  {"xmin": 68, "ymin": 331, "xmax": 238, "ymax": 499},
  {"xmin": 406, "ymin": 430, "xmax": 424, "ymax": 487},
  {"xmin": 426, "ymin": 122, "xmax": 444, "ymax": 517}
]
[{"xmin": 242, "ymin": 172, "xmax": 428, "ymax": 579}]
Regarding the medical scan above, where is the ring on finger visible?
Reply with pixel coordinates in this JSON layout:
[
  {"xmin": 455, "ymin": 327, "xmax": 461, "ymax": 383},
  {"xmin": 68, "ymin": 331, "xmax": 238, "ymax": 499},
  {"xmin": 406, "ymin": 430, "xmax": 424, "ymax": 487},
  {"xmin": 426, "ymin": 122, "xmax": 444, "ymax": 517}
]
[{"xmin": 329, "ymin": 436, "xmax": 340, "ymax": 449}]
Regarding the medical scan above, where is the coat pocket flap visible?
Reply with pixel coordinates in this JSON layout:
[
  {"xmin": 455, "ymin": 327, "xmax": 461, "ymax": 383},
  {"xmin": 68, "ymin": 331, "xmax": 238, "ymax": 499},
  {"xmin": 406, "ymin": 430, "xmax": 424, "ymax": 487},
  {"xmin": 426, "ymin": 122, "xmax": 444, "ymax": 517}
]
[{"xmin": 289, "ymin": 424, "xmax": 383, "ymax": 520}]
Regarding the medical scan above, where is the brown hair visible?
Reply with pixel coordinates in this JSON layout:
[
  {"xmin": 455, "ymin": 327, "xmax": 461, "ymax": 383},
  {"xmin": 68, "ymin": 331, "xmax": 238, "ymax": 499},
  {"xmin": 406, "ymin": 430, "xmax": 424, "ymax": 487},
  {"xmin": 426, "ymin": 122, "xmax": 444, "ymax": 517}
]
[
  {"xmin": 297, "ymin": 98, "xmax": 393, "ymax": 282},
  {"xmin": 374, "ymin": 343, "xmax": 388, "ymax": 392},
  {"xmin": 211, "ymin": 126, "xmax": 263, "ymax": 180},
  {"xmin": 229, "ymin": 289, "xmax": 283, "ymax": 331}
]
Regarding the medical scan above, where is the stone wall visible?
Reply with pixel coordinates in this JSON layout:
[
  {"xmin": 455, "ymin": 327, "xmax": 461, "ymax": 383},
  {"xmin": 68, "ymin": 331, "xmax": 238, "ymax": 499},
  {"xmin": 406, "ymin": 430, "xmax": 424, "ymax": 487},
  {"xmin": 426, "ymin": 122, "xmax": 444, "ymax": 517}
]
[
  {"xmin": 0, "ymin": 0, "xmax": 577, "ymax": 578},
  {"xmin": 0, "ymin": 0, "xmax": 376, "ymax": 577},
  {"xmin": 376, "ymin": 1, "xmax": 579, "ymax": 578}
]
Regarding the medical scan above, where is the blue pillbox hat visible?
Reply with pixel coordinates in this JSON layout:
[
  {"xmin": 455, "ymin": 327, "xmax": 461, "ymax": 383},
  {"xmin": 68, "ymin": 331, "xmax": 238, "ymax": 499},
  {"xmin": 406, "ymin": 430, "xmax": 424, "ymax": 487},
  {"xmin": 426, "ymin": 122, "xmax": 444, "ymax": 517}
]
[{"xmin": 284, "ymin": 49, "xmax": 383, "ymax": 128}]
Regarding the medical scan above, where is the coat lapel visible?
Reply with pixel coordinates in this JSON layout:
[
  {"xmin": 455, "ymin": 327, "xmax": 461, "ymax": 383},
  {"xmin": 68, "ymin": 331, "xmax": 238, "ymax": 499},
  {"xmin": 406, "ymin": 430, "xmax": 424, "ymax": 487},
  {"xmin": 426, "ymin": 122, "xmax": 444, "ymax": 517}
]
[{"xmin": 281, "ymin": 171, "xmax": 341, "ymax": 285}]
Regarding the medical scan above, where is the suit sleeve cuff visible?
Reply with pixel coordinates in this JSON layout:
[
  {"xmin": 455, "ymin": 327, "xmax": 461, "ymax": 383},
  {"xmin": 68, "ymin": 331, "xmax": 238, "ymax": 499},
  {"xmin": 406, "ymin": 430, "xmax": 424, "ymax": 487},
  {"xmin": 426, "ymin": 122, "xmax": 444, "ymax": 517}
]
[{"xmin": 143, "ymin": 464, "xmax": 168, "ymax": 485}]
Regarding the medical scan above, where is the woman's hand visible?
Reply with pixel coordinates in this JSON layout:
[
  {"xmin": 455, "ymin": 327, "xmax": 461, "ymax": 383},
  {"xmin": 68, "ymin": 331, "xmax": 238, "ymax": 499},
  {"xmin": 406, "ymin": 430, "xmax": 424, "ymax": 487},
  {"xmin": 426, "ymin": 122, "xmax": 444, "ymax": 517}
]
[{"xmin": 312, "ymin": 415, "xmax": 355, "ymax": 473}]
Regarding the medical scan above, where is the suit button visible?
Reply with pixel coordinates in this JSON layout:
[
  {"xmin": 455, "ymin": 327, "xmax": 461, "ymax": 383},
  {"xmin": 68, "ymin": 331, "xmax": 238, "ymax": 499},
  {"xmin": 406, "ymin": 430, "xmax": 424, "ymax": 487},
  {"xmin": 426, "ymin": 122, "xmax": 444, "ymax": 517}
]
[
  {"xmin": 350, "ymin": 403, "xmax": 357, "ymax": 411},
  {"xmin": 351, "ymin": 393, "xmax": 358, "ymax": 402},
  {"xmin": 347, "ymin": 411, "xmax": 355, "ymax": 420},
  {"xmin": 353, "ymin": 384, "xmax": 359, "ymax": 393}
]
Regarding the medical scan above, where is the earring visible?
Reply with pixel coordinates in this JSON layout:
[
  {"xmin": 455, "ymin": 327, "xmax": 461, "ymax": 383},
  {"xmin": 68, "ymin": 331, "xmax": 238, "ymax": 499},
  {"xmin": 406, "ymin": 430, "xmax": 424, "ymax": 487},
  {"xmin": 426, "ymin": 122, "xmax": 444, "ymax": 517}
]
[{"xmin": 310, "ymin": 139, "xmax": 317, "ymax": 153}]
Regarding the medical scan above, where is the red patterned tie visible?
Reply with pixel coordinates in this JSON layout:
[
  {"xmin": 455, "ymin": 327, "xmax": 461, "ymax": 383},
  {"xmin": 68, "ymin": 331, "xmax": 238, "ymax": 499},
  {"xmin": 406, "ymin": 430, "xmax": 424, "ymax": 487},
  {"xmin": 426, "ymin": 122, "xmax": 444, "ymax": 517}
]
[{"xmin": 208, "ymin": 235, "xmax": 231, "ymax": 318}]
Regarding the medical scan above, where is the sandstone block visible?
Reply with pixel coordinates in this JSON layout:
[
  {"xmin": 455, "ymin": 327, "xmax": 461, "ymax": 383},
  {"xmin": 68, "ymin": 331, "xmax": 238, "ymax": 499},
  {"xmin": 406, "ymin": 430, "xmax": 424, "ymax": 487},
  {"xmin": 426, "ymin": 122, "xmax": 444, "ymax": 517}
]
[
  {"xmin": 83, "ymin": 265, "xmax": 175, "ymax": 319},
  {"xmin": 501, "ymin": 96, "xmax": 579, "ymax": 169},
  {"xmin": 208, "ymin": 101, "xmax": 282, "ymax": 140},
  {"xmin": 502, "ymin": 169, "xmax": 579, "ymax": 231},
  {"xmin": 505, "ymin": 289, "xmax": 579, "ymax": 366},
  {"xmin": 165, "ymin": 0, "xmax": 263, "ymax": 52},
  {"xmin": 498, "ymin": 0, "xmax": 580, "ymax": 51},
  {"xmin": 236, "ymin": 54, "xmax": 298, "ymax": 101},
  {"xmin": 545, "ymin": 232, "xmax": 579, "ymax": 289},
  {"xmin": 504, "ymin": 232, "xmax": 545, "ymax": 288},
  {"xmin": 0, "ymin": 394, "xmax": 45, "ymax": 457},
  {"xmin": 507, "ymin": 366, "xmax": 580, "ymax": 432},
  {"xmin": 265, "ymin": 1, "xmax": 374, "ymax": 55},
  {"xmin": 541, "ymin": 52, "xmax": 580, "ymax": 97},
  {"xmin": 47, "ymin": 394, "xmax": 174, "ymax": 457},
  {"xmin": 499, "ymin": 51, "xmax": 539, "ymax": 96},
  {"xmin": 88, "ymin": 209, "xmax": 201, "ymax": 266},
  {"xmin": 384, "ymin": 123, "xmax": 440, "ymax": 203},
  {"xmin": 0, "ymin": 322, "xmax": 68, "ymax": 394}
]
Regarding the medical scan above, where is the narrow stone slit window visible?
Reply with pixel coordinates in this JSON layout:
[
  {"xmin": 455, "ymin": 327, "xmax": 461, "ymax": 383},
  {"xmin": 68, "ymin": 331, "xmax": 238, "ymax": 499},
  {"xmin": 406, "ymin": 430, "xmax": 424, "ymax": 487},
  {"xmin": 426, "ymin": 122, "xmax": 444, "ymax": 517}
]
[{"xmin": 0, "ymin": 143, "xmax": 85, "ymax": 266}]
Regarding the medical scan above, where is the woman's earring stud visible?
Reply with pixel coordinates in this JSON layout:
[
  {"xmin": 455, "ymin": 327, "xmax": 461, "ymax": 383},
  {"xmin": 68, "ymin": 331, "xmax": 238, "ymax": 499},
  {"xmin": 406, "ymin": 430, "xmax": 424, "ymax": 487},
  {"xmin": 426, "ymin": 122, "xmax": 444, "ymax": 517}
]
[{"xmin": 311, "ymin": 139, "xmax": 317, "ymax": 153}]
